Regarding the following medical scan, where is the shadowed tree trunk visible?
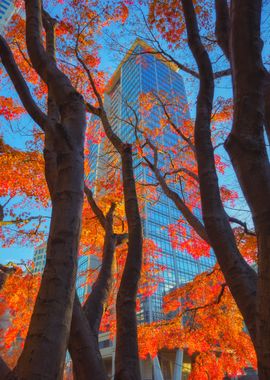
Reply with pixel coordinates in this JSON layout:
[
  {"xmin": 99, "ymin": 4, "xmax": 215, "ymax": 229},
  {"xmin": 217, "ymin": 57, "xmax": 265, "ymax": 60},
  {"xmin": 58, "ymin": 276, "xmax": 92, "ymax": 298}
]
[
  {"xmin": 99, "ymin": 114, "xmax": 143, "ymax": 380},
  {"xmin": 114, "ymin": 144, "xmax": 142, "ymax": 380},
  {"xmin": 226, "ymin": 1, "xmax": 270, "ymax": 377},
  {"xmin": 263, "ymin": 71, "xmax": 270, "ymax": 144},
  {"xmin": 83, "ymin": 203, "xmax": 116, "ymax": 338},
  {"xmin": 68, "ymin": 185, "xmax": 128, "ymax": 379},
  {"xmin": 215, "ymin": 3, "xmax": 270, "ymax": 374},
  {"xmin": 94, "ymin": 104, "xmax": 143, "ymax": 380},
  {"xmin": 135, "ymin": 8, "xmax": 258, "ymax": 353},
  {"xmin": 215, "ymin": 0, "xmax": 230, "ymax": 62},
  {"xmin": 68, "ymin": 293, "xmax": 108, "ymax": 380},
  {"xmin": 180, "ymin": 0, "xmax": 270, "ymax": 377},
  {"xmin": 215, "ymin": 0, "xmax": 270, "ymax": 148},
  {"xmin": 68, "ymin": 201, "xmax": 117, "ymax": 380}
]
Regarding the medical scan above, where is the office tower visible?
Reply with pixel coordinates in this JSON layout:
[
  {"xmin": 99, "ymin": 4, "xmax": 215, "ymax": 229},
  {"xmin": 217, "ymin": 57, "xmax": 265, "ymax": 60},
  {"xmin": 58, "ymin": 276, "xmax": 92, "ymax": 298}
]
[
  {"xmin": 96, "ymin": 39, "xmax": 215, "ymax": 323},
  {"xmin": 0, "ymin": 0, "xmax": 15, "ymax": 33},
  {"xmin": 75, "ymin": 39, "xmax": 217, "ymax": 379},
  {"xmin": 33, "ymin": 242, "xmax": 46, "ymax": 274}
]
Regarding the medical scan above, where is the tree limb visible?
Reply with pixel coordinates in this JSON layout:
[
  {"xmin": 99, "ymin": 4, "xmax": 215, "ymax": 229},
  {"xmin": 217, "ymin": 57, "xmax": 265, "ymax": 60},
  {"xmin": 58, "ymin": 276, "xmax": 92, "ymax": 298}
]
[
  {"xmin": 138, "ymin": 12, "xmax": 231, "ymax": 80},
  {"xmin": 228, "ymin": 217, "xmax": 256, "ymax": 236},
  {"xmin": 0, "ymin": 35, "xmax": 47, "ymax": 130},
  {"xmin": 0, "ymin": 215, "xmax": 50, "ymax": 227},
  {"xmin": 84, "ymin": 184, "xmax": 106, "ymax": 229},
  {"xmin": 185, "ymin": 283, "xmax": 227, "ymax": 315},
  {"xmin": 140, "ymin": 137, "xmax": 209, "ymax": 243}
]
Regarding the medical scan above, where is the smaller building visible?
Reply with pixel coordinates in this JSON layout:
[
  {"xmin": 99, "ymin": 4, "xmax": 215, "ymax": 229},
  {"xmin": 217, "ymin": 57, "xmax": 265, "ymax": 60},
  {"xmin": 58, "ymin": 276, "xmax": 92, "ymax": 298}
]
[
  {"xmin": 33, "ymin": 243, "xmax": 46, "ymax": 274},
  {"xmin": 98, "ymin": 331, "xmax": 192, "ymax": 380},
  {"xmin": 0, "ymin": 0, "xmax": 15, "ymax": 33}
]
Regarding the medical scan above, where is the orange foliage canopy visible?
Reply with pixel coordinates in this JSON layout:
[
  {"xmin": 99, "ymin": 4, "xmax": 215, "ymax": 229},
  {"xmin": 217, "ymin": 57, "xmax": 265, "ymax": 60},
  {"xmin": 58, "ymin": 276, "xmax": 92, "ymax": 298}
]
[
  {"xmin": 0, "ymin": 266, "xmax": 41, "ymax": 368},
  {"xmin": 138, "ymin": 265, "xmax": 256, "ymax": 379},
  {"xmin": 0, "ymin": 137, "xmax": 49, "ymax": 247},
  {"xmin": 148, "ymin": 0, "xmax": 214, "ymax": 46}
]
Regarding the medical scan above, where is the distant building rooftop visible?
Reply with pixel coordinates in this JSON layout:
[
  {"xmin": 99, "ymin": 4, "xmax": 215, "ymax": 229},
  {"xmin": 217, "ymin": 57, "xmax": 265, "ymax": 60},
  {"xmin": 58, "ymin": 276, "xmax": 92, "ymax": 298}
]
[{"xmin": 0, "ymin": 0, "xmax": 16, "ymax": 33}]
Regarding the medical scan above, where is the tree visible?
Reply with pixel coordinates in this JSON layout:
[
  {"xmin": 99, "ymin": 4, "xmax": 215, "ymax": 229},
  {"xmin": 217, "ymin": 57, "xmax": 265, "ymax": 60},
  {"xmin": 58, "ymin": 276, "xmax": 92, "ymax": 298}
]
[
  {"xmin": 134, "ymin": 0, "xmax": 268, "ymax": 377},
  {"xmin": 1, "ymin": 1, "xmax": 85, "ymax": 378},
  {"xmin": 0, "ymin": 0, "xmax": 87, "ymax": 377},
  {"xmin": 0, "ymin": 1, "xmax": 144, "ymax": 378},
  {"xmin": 1, "ymin": 0, "xmax": 268, "ymax": 378}
]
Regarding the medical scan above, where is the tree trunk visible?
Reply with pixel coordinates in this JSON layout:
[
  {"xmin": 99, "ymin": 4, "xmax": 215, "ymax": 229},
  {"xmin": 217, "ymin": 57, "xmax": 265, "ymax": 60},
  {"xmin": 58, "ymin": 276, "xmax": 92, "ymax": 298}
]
[
  {"xmin": 69, "ymin": 204, "xmax": 117, "ymax": 380},
  {"xmin": 84, "ymin": 205, "xmax": 116, "ymax": 337},
  {"xmin": 226, "ymin": 1, "xmax": 270, "ymax": 377},
  {"xmin": 114, "ymin": 144, "xmax": 142, "ymax": 380},
  {"xmin": 14, "ymin": 142, "xmax": 84, "ymax": 379},
  {"xmin": 263, "ymin": 71, "xmax": 270, "ymax": 145},
  {"xmin": 10, "ymin": 1, "xmax": 87, "ymax": 378},
  {"xmin": 68, "ymin": 294, "xmax": 108, "ymax": 380},
  {"xmin": 97, "ymin": 104, "xmax": 143, "ymax": 379},
  {"xmin": 181, "ymin": 0, "xmax": 257, "ymax": 349}
]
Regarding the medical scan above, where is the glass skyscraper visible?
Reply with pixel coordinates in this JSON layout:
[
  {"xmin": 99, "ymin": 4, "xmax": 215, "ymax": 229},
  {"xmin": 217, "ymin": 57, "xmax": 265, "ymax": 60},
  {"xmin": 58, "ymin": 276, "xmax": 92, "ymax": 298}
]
[{"xmin": 81, "ymin": 39, "xmax": 215, "ymax": 323}]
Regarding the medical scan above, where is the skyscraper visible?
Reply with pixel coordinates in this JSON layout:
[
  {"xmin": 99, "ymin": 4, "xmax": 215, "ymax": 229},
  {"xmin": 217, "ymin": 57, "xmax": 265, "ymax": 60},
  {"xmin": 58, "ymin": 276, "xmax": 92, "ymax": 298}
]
[
  {"xmin": 94, "ymin": 39, "xmax": 215, "ymax": 323},
  {"xmin": 78, "ymin": 39, "xmax": 216, "ymax": 379},
  {"xmin": 0, "ymin": 0, "xmax": 15, "ymax": 33}
]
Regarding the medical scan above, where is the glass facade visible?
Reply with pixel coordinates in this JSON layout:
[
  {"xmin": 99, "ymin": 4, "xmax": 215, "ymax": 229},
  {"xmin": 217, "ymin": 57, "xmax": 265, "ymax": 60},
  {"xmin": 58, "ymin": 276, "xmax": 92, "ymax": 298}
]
[
  {"xmin": 77, "ymin": 254, "xmax": 100, "ymax": 301},
  {"xmin": 77, "ymin": 119, "xmax": 103, "ymax": 301},
  {"xmin": 80, "ymin": 40, "xmax": 216, "ymax": 322}
]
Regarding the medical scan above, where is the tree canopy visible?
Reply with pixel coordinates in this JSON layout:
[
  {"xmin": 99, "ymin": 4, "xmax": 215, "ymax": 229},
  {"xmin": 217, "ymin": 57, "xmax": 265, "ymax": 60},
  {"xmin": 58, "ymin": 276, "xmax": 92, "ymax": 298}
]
[{"xmin": 1, "ymin": 0, "xmax": 269, "ymax": 379}]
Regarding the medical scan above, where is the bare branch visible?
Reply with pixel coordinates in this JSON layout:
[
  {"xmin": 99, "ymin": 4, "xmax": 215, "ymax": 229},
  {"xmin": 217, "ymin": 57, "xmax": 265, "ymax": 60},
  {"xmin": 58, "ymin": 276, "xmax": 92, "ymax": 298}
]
[
  {"xmin": 229, "ymin": 217, "xmax": 256, "ymax": 236},
  {"xmin": 163, "ymin": 167, "xmax": 199, "ymax": 182},
  {"xmin": 74, "ymin": 41, "xmax": 123, "ymax": 151},
  {"xmin": 86, "ymin": 102, "xmax": 101, "ymax": 117},
  {"xmin": 0, "ymin": 215, "xmax": 50, "ymax": 227},
  {"xmin": 142, "ymin": 138, "xmax": 209, "ymax": 243},
  {"xmin": 74, "ymin": 45, "xmax": 103, "ymax": 110},
  {"xmin": 153, "ymin": 92, "xmax": 196, "ymax": 153},
  {"xmin": 14, "ymin": 41, "xmax": 33, "ymax": 69}
]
